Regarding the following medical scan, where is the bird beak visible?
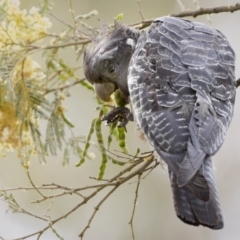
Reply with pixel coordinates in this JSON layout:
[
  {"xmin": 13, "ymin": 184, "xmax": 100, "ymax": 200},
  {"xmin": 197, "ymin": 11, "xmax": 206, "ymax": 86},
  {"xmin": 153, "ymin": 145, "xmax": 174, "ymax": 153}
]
[{"xmin": 94, "ymin": 82, "xmax": 117, "ymax": 102}]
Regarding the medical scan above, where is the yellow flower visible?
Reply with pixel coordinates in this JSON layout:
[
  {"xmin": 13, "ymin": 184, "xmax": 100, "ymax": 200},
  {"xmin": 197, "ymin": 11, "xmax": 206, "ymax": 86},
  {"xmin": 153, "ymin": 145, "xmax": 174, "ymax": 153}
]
[{"xmin": 0, "ymin": 0, "xmax": 53, "ymax": 156}]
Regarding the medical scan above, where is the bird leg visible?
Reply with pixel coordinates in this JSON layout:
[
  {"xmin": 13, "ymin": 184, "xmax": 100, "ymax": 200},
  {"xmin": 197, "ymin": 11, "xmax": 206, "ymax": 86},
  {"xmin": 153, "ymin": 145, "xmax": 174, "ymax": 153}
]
[{"xmin": 102, "ymin": 107, "xmax": 133, "ymax": 128}]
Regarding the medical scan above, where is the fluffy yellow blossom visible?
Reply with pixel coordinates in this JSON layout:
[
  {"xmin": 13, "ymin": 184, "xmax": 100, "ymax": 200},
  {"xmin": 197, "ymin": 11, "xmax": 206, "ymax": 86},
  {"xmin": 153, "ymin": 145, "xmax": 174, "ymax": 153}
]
[
  {"xmin": 0, "ymin": 0, "xmax": 52, "ymax": 155},
  {"xmin": 0, "ymin": 101, "xmax": 20, "ymax": 149},
  {"xmin": 13, "ymin": 57, "xmax": 42, "ymax": 80},
  {"xmin": 0, "ymin": 0, "xmax": 51, "ymax": 48},
  {"xmin": 0, "ymin": 101, "xmax": 33, "ymax": 153}
]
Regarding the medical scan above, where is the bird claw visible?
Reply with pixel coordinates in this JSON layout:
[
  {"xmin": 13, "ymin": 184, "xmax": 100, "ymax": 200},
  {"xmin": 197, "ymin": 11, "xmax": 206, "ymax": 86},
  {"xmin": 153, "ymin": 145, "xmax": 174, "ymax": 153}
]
[{"xmin": 102, "ymin": 107, "xmax": 133, "ymax": 128}]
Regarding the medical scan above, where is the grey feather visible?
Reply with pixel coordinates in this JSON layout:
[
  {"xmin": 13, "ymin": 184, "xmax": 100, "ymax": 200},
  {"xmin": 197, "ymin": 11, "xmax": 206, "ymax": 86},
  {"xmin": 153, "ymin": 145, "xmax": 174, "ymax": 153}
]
[
  {"xmin": 128, "ymin": 17, "xmax": 235, "ymax": 229},
  {"xmin": 83, "ymin": 16, "xmax": 236, "ymax": 230}
]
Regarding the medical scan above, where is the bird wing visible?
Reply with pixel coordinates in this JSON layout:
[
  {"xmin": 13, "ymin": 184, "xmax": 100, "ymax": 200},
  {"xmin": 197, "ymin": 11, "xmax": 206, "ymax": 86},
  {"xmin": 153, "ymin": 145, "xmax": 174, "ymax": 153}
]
[{"xmin": 128, "ymin": 16, "xmax": 235, "ymax": 185}]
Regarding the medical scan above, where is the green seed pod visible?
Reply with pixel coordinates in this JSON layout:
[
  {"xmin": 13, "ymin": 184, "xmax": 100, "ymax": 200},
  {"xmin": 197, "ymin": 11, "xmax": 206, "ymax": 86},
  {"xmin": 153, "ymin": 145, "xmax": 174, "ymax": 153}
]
[
  {"xmin": 113, "ymin": 89, "xmax": 127, "ymax": 107},
  {"xmin": 95, "ymin": 118, "xmax": 108, "ymax": 180},
  {"xmin": 111, "ymin": 158, "xmax": 126, "ymax": 166},
  {"xmin": 75, "ymin": 118, "xmax": 96, "ymax": 167},
  {"xmin": 107, "ymin": 122, "xmax": 118, "ymax": 149},
  {"xmin": 80, "ymin": 80, "xmax": 94, "ymax": 91},
  {"xmin": 117, "ymin": 127, "xmax": 127, "ymax": 153}
]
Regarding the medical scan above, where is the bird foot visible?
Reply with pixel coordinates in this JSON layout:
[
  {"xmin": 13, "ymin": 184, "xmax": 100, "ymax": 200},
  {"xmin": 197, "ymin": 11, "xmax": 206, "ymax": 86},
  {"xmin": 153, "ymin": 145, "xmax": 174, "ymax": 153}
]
[{"xmin": 102, "ymin": 107, "xmax": 133, "ymax": 128}]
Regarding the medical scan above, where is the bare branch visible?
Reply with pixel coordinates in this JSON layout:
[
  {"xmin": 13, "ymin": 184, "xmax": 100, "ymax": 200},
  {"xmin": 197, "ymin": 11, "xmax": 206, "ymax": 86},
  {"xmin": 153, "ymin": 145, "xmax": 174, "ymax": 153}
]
[
  {"xmin": 49, "ymin": 12, "xmax": 75, "ymax": 29},
  {"xmin": 79, "ymin": 185, "xmax": 119, "ymax": 239},
  {"xmin": 43, "ymin": 198, "xmax": 54, "ymax": 219},
  {"xmin": 68, "ymin": 0, "xmax": 76, "ymax": 26},
  {"xmin": 172, "ymin": 2, "xmax": 240, "ymax": 18},
  {"xmin": 131, "ymin": 2, "xmax": 240, "ymax": 29},
  {"xmin": 11, "ymin": 230, "xmax": 43, "ymax": 240},
  {"xmin": 79, "ymin": 156, "xmax": 154, "ymax": 239},
  {"xmin": 44, "ymin": 79, "xmax": 85, "ymax": 94},
  {"xmin": 129, "ymin": 173, "xmax": 142, "ymax": 240},
  {"xmin": 135, "ymin": 0, "xmax": 145, "ymax": 21},
  {"xmin": 21, "ymin": 207, "xmax": 48, "ymax": 222},
  {"xmin": 11, "ymin": 157, "xmax": 150, "ymax": 240},
  {"xmin": 176, "ymin": 0, "xmax": 186, "ymax": 12},
  {"xmin": 26, "ymin": 40, "xmax": 91, "ymax": 51},
  {"xmin": 26, "ymin": 170, "xmax": 46, "ymax": 199}
]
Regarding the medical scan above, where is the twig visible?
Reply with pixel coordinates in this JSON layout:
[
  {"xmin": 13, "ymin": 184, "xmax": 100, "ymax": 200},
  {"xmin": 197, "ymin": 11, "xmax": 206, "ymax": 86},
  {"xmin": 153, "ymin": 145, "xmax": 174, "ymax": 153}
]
[
  {"xmin": 44, "ymin": 79, "xmax": 85, "ymax": 94},
  {"xmin": 129, "ymin": 159, "xmax": 160, "ymax": 184},
  {"xmin": 79, "ymin": 156, "xmax": 154, "ymax": 239},
  {"xmin": 49, "ymin": 222, "xmax": 64, "ymax": 240},
  {"xmin": 79, "ymin": 185, "xmax": 119, "ymax": 239},
  {"xmin": 26, "ymin": 39, "xmax": 91, "ymax": 50},
  {"xmin": 2, "ymin": 186, "xmax": 57, "ymax": 191},
  {"xmin": 193, "ymin": 0, "xmax": 201, "ymax": 9},
  {"xmin": 26, "ymin": 170, "xmax": 46, "ymax": 199},
  {"xmin": 135, "ymin": 0, "xmax": 145, "ymax": 21},
  {"xmin": 21, "ymin": 207, "xmax": 48, "ymax": 222},
  {"xmin": 129, "ymin": 173, "xmax": 142, "ymax": 240},
  {"xmin": 13, "ymin": 158, "xmax": 147, "ymax": 240},
  {"xmin": 68, "ymin": 0, "xmax": 77, "ymax": 27},
  {"xmin": 172, "ymin": 2, "xmax": 240, "ymax": 18},
  {"xmin": 104, "ymin": 148, "xmax": 136, "ymax": 160},
  {"xmin": 89, "ymin": 176, "xmax": 109, "ymax": 181},
  {"xmin": 31, "ymin": 188, "xmax": 86, "ymax": 204},
  {"xmin": 43, "ymin": 198, "xmax": 54, "ymax": 219},
  {"xmin": 176, "ymin": 0, "xmax": 186, "ymax": 12},
  {"xmin": 130, "ymin": 2, "xmax": 240, "ymax": 29},
  {"xmin": 11, "ymin": 230, "xmax": 43, "ymax": 240},
  {"xmin": 49, "ymin": 12, "xmax": 75, "ymax": 29}
]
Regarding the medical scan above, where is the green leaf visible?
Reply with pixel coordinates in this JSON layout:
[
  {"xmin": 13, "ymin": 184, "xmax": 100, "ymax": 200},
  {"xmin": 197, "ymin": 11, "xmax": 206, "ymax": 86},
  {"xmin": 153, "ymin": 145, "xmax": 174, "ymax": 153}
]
[{"xmin": 115, "ymin": 13, "xmax": 123, "ymax": 22}]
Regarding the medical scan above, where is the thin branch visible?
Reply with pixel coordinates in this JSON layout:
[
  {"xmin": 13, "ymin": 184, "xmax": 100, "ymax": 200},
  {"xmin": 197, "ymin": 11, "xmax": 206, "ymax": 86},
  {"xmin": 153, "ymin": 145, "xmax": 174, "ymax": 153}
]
[
  {"xmin": 12, "ymin": 158, "xmax": 147, "ymax": 240},
  {"xmin": 43, "ymin": 198, "xmax": 54, "ymax": 219},
  {"xmin": 79, "ymin": 156, "xmax": 154, "ymax": 239},
  {"xmin": 129, "ymin": 173, "xmax": 142, "ymax": 240},
  {"xmin": 49, "ymin": 12, "xmax": 75, "ymax": 29},
  {"xmin": 26, "ymin": 39, "xmax": 91, "ymax": 50},
  {"xmin": 26, "ymin": 170, "xmax": 85, "ymax": 206},
  {"xmin": 172, "ymin": 2, "xmax": 240, "ymax": 18},
  {"xmin": 193, "ymin": 0, "xmax": 201, "ymax": 10},
  {"xmin": 68, "ymin": 0, "xmax": 77, "ymax": 27},
  {"xmin": 176, "ymin": 0, "xmax": 186, "ymax": 12},
  {"xmin": 21, "ymin": 207, "xmax": 48, "ymax": 222},
  {"xmin": 11, "ymin": 230, "xmax": 42, "ymax": 240},
  {"xmin": 26, "ymin": 170, "xmax": 46, "ymax": 199},
  {"xmin": 131, "ymin": 2, "xmax": 240, "ymax": 29},
  {"xmin": 135, "ymin": 0, "xmax": 145, "ymax": 21},
  {"xmin": 31, "ymin": 189, "xmax": 85, "ymax": 204},
  {"xmin": 44, "ymin": 79, "xmax": 85, "ymax": 94},
  {"xmin": 79, "ymin": 185, "xmax": 119, "ymax": 239},
  {"xmin": 2, "ymin": 186, "xmax": 58, "ymax": 191}
]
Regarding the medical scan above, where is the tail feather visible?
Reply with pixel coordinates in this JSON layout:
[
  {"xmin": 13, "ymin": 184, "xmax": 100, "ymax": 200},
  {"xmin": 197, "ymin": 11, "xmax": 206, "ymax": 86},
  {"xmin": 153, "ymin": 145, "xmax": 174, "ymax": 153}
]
[{"xmin": 169, "ymin": 156, "xmax": 223, "ymax": 229}]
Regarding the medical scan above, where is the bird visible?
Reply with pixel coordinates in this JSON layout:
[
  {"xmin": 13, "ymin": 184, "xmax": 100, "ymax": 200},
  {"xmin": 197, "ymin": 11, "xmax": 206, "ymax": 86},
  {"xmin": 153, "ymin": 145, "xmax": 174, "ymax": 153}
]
[{"xmin": 83, "ymin": 16, "xmax": 236, "ymax": 230}]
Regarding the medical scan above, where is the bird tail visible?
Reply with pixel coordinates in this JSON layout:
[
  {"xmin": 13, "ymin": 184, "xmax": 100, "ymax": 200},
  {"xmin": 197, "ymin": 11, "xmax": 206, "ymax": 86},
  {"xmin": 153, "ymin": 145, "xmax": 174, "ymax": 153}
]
[{"xmin": 169, "ymin": 156, "xmax": 224, "ymax": 229}]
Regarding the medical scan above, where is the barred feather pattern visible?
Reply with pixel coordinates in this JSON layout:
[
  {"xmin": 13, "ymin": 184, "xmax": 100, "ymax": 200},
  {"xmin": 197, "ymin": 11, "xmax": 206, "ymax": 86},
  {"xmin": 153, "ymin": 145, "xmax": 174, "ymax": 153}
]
[{"xmin": 128, "ymin": 17, "xmax": 236, "ymax": 229}]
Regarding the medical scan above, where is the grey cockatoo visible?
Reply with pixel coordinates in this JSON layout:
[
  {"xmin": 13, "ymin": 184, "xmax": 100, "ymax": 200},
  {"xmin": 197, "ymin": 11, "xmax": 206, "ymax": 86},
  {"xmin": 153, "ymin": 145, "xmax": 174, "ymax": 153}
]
[{"xmin": 83, "ymin": 16, "xmax": 236, "ymax": 230}]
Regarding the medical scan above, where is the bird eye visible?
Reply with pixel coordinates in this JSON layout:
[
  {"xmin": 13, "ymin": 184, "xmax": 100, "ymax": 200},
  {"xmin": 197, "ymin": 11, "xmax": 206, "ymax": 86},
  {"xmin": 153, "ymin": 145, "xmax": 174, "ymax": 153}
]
[{"xmin": 108, "ymin": 67, "xmax": 115, "ymax": 74}]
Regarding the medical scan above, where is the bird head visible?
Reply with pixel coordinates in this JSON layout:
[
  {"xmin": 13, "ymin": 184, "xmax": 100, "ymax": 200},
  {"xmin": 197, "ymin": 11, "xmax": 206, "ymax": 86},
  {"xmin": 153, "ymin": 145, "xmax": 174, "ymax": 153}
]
[{"xmin": 83, "ymin": 24, "xmax": 140, "ymax": 104}]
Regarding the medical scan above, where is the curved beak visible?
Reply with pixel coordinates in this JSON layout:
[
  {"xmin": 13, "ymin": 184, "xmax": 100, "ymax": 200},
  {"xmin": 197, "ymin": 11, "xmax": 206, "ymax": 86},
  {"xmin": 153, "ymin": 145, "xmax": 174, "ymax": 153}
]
[{"xmin": 94, "ymin": 82, "xmax": 117, "ymax": 102}]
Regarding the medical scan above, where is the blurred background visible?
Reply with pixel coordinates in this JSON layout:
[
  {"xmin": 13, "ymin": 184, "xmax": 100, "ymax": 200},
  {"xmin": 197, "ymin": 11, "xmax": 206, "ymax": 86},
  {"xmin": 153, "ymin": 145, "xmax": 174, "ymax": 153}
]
[{"xmin": 0, "ymin": 0, "xmax": 240, "ymax": 239}]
